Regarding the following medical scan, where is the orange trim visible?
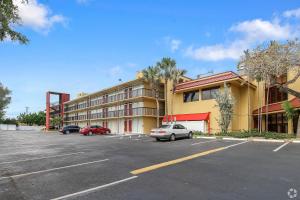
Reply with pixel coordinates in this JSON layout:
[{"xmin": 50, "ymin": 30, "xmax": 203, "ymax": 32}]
[{"xmin": 253, "ymin": 98, "xmax": 300, "ymax": 114}]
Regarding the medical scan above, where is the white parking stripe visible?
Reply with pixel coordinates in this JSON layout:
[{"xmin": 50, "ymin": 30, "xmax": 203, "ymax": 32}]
[
  {"xmin": 191, "ymin": 140, "xmax": 217, "ymax": 146},
  {"xmin": 0, "ymin": 159, "xmax": 109, "ymax": 181},
  {"xmin": 0, "ymin": 148, "xmax": 66, "ymax": 156},
  {"xmin": 50, "ymin": 176, "xmax": 138, "ymax": 200},
  {"xmin": 0, "ymin": 152, "xmax": 85, "ymax": 165},
  {"xmin": 223, "ymin": 141, "xmax": 249, "ymax": 149},
  {"xmin": 273, "ymin": 142, "xmax": 290, "ymax": 152}
]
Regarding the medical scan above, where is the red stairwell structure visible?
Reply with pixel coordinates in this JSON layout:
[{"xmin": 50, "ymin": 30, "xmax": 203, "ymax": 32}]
[{"xmin": 46, "ymin": 91, "xmax": 70, "ymax": 131}]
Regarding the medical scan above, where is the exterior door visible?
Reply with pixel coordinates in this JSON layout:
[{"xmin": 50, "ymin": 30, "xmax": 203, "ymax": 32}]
[
  {"xmin": 128, "ymin": 103, "xmax": 133, "ymax": 116},
  {"xmin": 124, "ymin": 119, "xmax": 127, "ymax": 132},
  {"xmin": 124, "ymin": 88, "xmax": 128, "ymax": 99},
  {"xmin": 124, "ymin": 104, "xmax": 128, "ymax": 116},
  {"xmin": 128, "ymin": 119, "xmax": 132, "ymax": 133}
]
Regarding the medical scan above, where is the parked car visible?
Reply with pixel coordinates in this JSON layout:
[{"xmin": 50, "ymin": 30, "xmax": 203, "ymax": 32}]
[
  {"xmin": 80, "ymin": 125, "xmax": 111, "ymax": 136},
  {"xmin": 150, "ymin": 124, "xmax": 193, "ymax": 141},
  {"xmin": 60, "ymin": 125, "xmax": 81, "ymax": 134}
]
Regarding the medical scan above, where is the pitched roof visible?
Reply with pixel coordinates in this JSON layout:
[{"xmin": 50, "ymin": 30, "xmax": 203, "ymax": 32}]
[
  {"xmin": 253, "ymin": 98, "xmax": 300, "ymax": 114},
  {"xmin": 175, "ymin": 71, "xmax": 240, "ymax": 92}
]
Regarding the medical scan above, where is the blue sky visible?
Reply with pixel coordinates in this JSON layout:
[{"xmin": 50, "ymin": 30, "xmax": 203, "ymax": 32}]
[{"xmin": 1, "ymin": 0, "xmax": 300, "ymax": 117}]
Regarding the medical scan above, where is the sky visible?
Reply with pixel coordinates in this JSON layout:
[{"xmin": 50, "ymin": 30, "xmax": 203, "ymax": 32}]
[{"xmin": 1, "ymin": 0, "xmax": 300, "ymax": 117}]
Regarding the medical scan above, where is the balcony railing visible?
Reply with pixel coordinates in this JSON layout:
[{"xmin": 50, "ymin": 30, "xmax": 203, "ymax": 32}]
[
  {"xmin": 65, "ymin": 107, "xmax": 164, "ymax": 121},
  {"xmin": 64, "ymin": 88, "xmax": 164, "ymax": 112}
]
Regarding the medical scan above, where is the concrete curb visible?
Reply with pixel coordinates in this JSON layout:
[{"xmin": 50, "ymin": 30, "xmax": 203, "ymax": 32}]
[{"xmin": 195, "ymin": 136, "xmax": 299, "ymax": 143}]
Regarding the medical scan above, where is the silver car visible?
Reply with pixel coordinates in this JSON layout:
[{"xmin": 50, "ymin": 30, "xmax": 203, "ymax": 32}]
[{"xmin": 150, "ymin": 124, "xmax": 193, "ymax": 141}]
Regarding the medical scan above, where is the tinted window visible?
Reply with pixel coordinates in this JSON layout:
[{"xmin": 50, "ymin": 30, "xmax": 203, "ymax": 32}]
[
  {"xmin": 173, "ymin": 125, "xmax": 179, "ymax": 129},
  {"xmin": 90, "ymin": 125, "xmax": 97, "ymax": 128},
  {"xmin": 183, "ymin": 90, "xmax": 199, "ymax": 102},
  {"xmin": 201, "ymin": 87, "xmax": 219, "ymax": 100},
  {"xmin": 160, "ymin": 125, "xmax": 171, "ymax": 128},
  {"xmin": 178, "ymin": 124, "xmax": 185, "ymax": 129}
]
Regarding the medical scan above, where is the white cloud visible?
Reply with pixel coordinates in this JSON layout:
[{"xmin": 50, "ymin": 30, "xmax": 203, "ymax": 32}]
[
  {"xmin": 163, "ymin": 37, "xmax": 181, "ymax": 52},
  {"xmin": 14, "ymin": 0, "xmax": 66, "ymax": 32},
  {"xmin": 284, "ymin": 8, "xmax": 300, "ymax": 18},
  {"xmin": 185, "ymin": 17, "xmax": 298, "ymax": 61},
  {"xmin": 170, "ymin": 39, "xmax": 181, "ymax": 52}
]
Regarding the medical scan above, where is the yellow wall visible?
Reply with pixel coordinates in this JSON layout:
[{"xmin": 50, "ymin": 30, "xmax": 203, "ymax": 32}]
[
  {"xmin": 143, "ymin": 117, "xmax": 158, "ymax": 134},
  {"xmin": 167, "ymin": 80, "xmax": 256, "ymax": 133}
]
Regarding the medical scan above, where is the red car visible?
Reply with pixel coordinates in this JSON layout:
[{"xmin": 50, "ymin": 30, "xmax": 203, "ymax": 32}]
[{"xmin": 80, "ymin": 125, "xmax": 111, "ymax": 136}]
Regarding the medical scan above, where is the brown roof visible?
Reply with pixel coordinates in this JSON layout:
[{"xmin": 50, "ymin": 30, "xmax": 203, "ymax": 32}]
[{"xmin": 175, "ymin": 71, "xmax": 240, "ymax": 92}]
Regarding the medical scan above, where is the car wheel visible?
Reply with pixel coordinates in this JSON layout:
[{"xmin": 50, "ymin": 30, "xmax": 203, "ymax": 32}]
[
  {"xmin": 105, "ymin": 130, "xmax": 110, "ymax": 134},
  {"xmin": 88, "ymin": 131, "xmax": 93, "ymax": 136},
  {"xmin": 66, "ymin": 130, "xmax": 70, "ymax": 134},
  {"xmin": 156, "ymin": 138, "xmax": 160, "ymax": 142},
  {"xmin": 169, "ymin": 134, "xmax": 176, "ymax": 141},
  {"xmin": 188, "ymin": 132, "xmax": 193, "ymax": 139}
]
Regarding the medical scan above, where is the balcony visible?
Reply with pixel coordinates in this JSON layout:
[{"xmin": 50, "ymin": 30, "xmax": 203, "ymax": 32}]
[
  {"xmin": 65, "ymin": 88, "xmax": 165, "ymax": 112},
  {"xmin": 65, "ymin": 107, "xmax": 164, "ymax": 122}
]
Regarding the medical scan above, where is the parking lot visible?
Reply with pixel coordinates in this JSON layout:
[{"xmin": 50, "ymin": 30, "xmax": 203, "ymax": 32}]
[{"xmin": 0, "ymin": 131, "xmax": 299, "ymax": 200}]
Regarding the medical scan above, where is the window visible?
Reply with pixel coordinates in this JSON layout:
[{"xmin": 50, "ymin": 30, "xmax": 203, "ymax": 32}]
[
  {"xmin": 201, "ymin": 87, "xmax": 219, "ymax": 100},
  {"xmin": 183, "ymin": 90, "xmax": 199, "ymax": 102},
  {"xmin": 177, "ymin": 124, "xmax": 186, "ymax": 129},
  {"xmin": 266, "ymin": 86, "xmax": 288, "ymax": 104},
  {"xmin": 266, "ymin": 74, "xmax": 288, "ymax": 104}
]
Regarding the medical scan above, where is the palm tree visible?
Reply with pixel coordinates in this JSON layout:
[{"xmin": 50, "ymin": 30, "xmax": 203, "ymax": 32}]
[
  {"xmin": 157, "ymin": 57, "xmax": 176, "ymax": 123},
  {"xmin": 142, "ymin": 66, "xmax": 162, "ymax": 128},
  {"xmin": 170, "ymin": 69, "xmax": 187, "ymax": 117}
]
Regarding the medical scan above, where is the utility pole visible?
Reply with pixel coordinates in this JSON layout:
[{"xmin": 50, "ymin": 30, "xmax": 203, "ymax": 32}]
[{"xmin": 25, "ymin": 106, "xmax": 29, "ymax": 114}]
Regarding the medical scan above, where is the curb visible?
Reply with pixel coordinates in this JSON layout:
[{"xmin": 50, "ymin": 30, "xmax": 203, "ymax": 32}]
[
  {"xmin": 222, "ymin": 137, "xmax": 247, "ymax": 141},
  {"xmin": 195, "ymin": 136, "xmax": 299, "ymax": 143}
]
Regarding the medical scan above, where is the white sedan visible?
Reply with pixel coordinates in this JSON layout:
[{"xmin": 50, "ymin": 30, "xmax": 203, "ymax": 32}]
[{"xmin": 150, "ymin": 124, "xmax": 193, "ymax": 141}]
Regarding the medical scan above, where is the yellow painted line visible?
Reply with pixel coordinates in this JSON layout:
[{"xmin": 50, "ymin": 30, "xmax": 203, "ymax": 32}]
[{"xmin": 131, "ymin": 147, "xmax": 225, "ymax": 175}]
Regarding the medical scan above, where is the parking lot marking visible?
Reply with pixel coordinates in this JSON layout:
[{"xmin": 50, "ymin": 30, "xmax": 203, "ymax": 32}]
[
  {"xmin": 131, "ymin": 141, "xmax": 248, "ymax": 175},
  {"xmin": 0, "ymin": 159, "xmax": 109, "ymax": 181},
  {"xmin": 50, "ymin": 176, "xmax": 138, "ymax": 200},
  {"xmin": 0, "ymin": 152, "xmax": 85, "ymax": 165},
  {"xmin": 191, "ymin": 139, "xmax": 217, "ymax": 146},
  {"xmin": 0, "ymin": 147, "xmax": 67, "ymax": 156},
  {"xmin": 273, "ymin": 142, "xmax": 290, "ymax": 152}
]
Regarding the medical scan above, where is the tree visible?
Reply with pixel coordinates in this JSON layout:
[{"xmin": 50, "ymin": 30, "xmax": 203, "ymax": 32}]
[
  {"xmin": 282, "ymin": 101, "xmax": 298, "ymax": 135},
  {"xmin": 157, "ymin": 57, "xmax": 176, "ymax": 123},
  {"xmin": 142, "ymin": 66, "xmax": 162, "ymax": 128},
  {"xmin": 239, "ymin": 39, "xmax": 300, "ymax": 135},
  {"xmin": 0, "ymin": 0, "xmax": 29, "ymax": 44},
  {"xmin": 215, "ymin": 83, "xmax": 235, "ymax": 134},
  {"xmin": 0, "ymin": 82, "xmax": 11, "ymax": 121},
  {"xmin": 17, "ymin": 111, "xmax": 46, "ymax": 126},
  {"xmin": 170, "ymin": 68, "xmax": 187, "ymax": 117},
  {"xmin": 51, "ymin": 116, "xmax": 62, "ymax": 128}
]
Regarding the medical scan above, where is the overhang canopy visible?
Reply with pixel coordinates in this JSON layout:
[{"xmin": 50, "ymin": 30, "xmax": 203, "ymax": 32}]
[
  {"xmin": 253, "ymin": 98, "xmax": 300, "ymax": 114},
  {"xmin": 163, "ymin": 113, "xmax": 210, "ymax": 122}
]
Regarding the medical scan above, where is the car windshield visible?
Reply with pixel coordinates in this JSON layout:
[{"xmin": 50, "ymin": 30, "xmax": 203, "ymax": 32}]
[{"xmin": 160, "ymin": 125, "xmax": 171, "ymax": 129}]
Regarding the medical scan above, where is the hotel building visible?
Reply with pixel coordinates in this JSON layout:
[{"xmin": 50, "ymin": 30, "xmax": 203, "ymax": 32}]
[
  {"xmin": 63, "ymin": 73, "xmax": 165, "ymax": 134},
  {"xmin": 60, "ymin": 70, "xmax": 300, "ymax": 135}
]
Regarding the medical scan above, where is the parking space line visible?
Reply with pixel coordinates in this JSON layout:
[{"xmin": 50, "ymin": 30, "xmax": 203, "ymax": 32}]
[
  {"xmin": 131, "ymin": 141, "xmax": 248, "ymax": 175},
  {"xmin": 0, "ymin": 152, "xmax": 85, "ymax": 165},
  {"xmin": 191, "ymin": 139, "xmax": 217, "ymax": 146},
  {"xmin": 273, "ymin": 142, "xmax": 290, "ymax": 152},
  {"xmin": 0, "ymin": 148, "xmax": 67, "ymax": 156},
  {"xmin": 50, "ymin": 176, "xmax": 138, "ymax": 200},
  {"xmin": 0, "ymin": 159, "xmax": 109, "ymax": 181}
]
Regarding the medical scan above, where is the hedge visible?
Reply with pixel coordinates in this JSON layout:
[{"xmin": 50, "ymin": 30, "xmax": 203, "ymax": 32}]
[{"xmin": 193, "ymin": 130, "xmax": 295, "ymax": 139}]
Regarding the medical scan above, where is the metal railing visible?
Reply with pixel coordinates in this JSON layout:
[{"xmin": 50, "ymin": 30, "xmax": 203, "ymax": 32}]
[
  {"xmin": 64, "ymin": 88, "xmax": 164, "ymax": 112},
  {"xmin": 65, "ymin": 107, "xmax": 164, "ymax": 121}
]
